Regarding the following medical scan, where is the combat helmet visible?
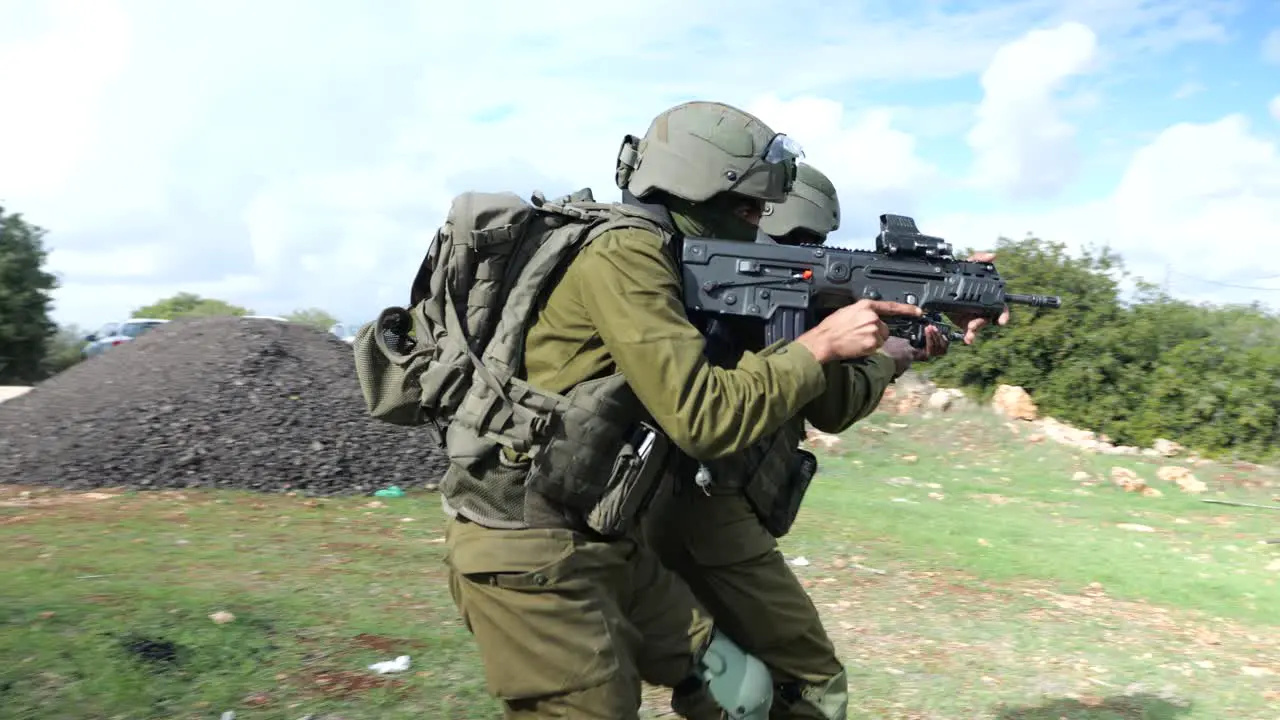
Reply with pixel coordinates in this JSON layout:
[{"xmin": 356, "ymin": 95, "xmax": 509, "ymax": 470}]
[
  {"xmin": 615, "ymin": 101, "xmax": 802, "ymax": 206},
  {"xmin": 759, "ymin": 162, "xmax": 840, "ymax": 245}
]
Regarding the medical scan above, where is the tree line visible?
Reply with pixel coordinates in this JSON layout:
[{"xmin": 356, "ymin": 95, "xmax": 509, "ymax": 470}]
[
  {"xmin": 3, "ymin": 204, "xmax": 1277, "ymax": 462},
  {"xmin": 0, "ymin": 206, "xmax": 342, "ymax": 384},
  {"xmin": 926, "ymin": 236, "xmax": 1280, "ymax": 463}
]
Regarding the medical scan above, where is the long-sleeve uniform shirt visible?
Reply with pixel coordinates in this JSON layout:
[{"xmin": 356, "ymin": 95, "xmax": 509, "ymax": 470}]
[
  {"xmin": 524, "ymin": 227, "xmax": 898, "ymax": 463},
  {"xmin": 439, "ymin": 223, "xmax": 898, "ymax": 715}
]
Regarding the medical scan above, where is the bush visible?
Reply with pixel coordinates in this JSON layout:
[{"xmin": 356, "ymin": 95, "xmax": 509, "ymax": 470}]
[{"xmin": 925, "ymin": 236, "xmax": 1280, "ymax": 462}]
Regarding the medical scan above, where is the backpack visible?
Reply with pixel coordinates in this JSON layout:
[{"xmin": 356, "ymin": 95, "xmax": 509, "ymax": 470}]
[{"xmin": 351, "ymin": 188, "xmax": 665, "ymax": 450}]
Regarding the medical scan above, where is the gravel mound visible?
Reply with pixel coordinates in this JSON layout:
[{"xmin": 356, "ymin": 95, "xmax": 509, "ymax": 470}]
[{"xmin": 0, "ymin": 317, "xmax": 445, "ymax": 494}]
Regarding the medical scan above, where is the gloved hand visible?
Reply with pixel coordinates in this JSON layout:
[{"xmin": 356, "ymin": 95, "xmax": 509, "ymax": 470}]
[{"xmin": 880, "ymin": 325, "xmax": 950, "ymax": 378}]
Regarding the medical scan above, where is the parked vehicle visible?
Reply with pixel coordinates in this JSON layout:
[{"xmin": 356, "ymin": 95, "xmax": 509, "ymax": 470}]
[
  {"xmin": 79, "ymin": 315, "xmax": 346, "ymax": 360},
  {"xmin": 81, "ymin": 318, "xmax": 171, "ymax": 358}
]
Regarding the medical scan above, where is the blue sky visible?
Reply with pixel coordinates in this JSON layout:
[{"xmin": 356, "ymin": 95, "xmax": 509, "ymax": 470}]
[
  {"xmin": 915, "ymin": 7, "xmax": 1280, "ymax": 214},
  {"xmin": 1, "ymin": 0, "xmax": 1279, "ymax": 330}
]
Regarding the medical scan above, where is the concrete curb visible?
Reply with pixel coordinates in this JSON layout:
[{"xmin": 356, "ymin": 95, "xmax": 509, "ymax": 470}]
[{"xmin": 0, "ymin": 386, "xmax": 34, "ymax": 404}]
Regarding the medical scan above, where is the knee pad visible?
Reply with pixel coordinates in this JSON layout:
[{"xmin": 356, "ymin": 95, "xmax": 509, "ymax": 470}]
[{"xmin": 695, "ymin": 628, "xmax": 773, "ymax": 720}]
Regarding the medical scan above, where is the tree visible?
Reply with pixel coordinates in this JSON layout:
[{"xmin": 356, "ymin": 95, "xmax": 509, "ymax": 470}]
[
  {"xmin": 40, "ymin": 323, "xmax": 88, "ymax": 377},
  {"xmin": 923, "ymin": 233, "xmax": 1280, "ymax": 462},
  {"xmin": 285, "ymin": 307, "xmax": 339, "ymax": 332},
  {"xmin": 132, "ymin": 292, "xmax": 253, "ymax": 320},
  {"xmin": 927, "ymin": 234, "xmax": 1128, "ymax": 407},
  {"xmin": 0, "ymin": 205, "xmax": 58, "ymax": 384}
]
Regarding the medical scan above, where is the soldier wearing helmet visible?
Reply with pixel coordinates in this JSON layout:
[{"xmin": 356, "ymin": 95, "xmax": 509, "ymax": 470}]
[
  {"xmin": 635, "ymin": 160, "xmax": 927, "ymax": 719},
  {"xmin": 640, "ymin": 161, "xmax": 998, "ymax": 719},
  {"xmin": 759, "ymin": 161, "xmax": 843, "ymax": 246},
  {"xmin": 440, "ymin": 101, "xmax": 931, "ymax": 719}
]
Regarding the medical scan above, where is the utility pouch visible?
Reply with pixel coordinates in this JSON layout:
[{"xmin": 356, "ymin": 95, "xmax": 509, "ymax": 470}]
[
  {"xmin": 585, "ymin": 422, "xmax": 671, "ymax": 538},
  {"xmin": 747, "ymin": 448, "xmax": 818, "ymax": 538}
]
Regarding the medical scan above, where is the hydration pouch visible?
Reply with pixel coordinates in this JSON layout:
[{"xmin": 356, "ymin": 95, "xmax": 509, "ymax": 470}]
[{"xmin": 585, "ymin": 421, "xmax": 671, "ymax": 538}]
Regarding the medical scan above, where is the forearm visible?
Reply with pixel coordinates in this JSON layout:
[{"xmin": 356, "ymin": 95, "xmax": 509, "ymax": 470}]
[
  {"xmin": 579, "ymin": 233, "xmax": 830, "ymax": 461},
  {"xmin": 802, "ymin": 352, "xmax": 898, "ymax": 432},
  {"xmin": 611, "ymin": 333, "xmax": 829, "ymax": 460}
]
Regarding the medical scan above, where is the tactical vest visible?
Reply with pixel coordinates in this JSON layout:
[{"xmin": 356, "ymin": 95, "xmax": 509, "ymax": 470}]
[
  {"xmin": 353, "ymin": 190, "xmax": 673, "ymax": 536},
  {"xmin": 690, "ymin": 316, "xmax": 817, "ymax": 538}
]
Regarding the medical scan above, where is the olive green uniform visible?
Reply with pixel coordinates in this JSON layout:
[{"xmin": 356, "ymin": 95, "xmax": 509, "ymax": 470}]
[
  {"xmin": 445, "ymin": 225, "xmax": 832, "ymax": 717},
  {"xmin": 356, "ymin": 100, "xmax": 811, "ymax": 718},
  {"xmin": 640, "ymin": 348, "xmax": 896, "ymax": 719},
  {"xmin": 641, "ymin": 161, "xmax": 898, "ymax": 719}
]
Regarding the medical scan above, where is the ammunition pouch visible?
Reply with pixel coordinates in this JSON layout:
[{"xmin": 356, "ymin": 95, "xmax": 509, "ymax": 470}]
[
  {"xmin": 694, "ymin": 419, "xmax": 815, "ymax": 538},
  {"xmin": 744, "ymin": 446, "xmax": 817, "ymax": 538}
]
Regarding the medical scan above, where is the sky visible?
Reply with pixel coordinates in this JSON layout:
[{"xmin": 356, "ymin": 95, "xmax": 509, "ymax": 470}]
[{"xmin": 2, "ymin": 0, "xmax": 1280, "ymax": 332}]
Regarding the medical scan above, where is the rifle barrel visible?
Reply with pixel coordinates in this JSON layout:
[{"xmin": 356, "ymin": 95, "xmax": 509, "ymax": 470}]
[{"xmin": 1005, "ymin": 293, "xmax": 1062, "ymax": 308}]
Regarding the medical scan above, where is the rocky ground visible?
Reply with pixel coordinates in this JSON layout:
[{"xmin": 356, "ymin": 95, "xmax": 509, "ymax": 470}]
[
  {"xmin": 803, "ymin": 371, "xmax": 1277, "ymax": 500},
  {"xmin": 873, "ymin": 372, "xmax": 1211, "ymax": 462},
  {"xmin": 0, "ymin": 317, "xmax": 445, "ymax": 495}
]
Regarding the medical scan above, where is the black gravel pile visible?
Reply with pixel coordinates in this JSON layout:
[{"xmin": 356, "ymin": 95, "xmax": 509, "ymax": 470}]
[{"xmin": 0, "ymin": 316, "xmax": 446, "ymax": 494}]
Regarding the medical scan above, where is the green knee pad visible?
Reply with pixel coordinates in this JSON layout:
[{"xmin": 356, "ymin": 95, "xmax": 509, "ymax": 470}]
[{"xmin": 696, "ymin": 629, "xmax": 773, "ymax": 720}]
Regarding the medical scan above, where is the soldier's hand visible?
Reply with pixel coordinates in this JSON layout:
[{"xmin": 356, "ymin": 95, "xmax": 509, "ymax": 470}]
[
  {"xmin": 946, "ymin": 251, "xmax": 1010, "ymax": 344},
  {"xmin": 797, "ymin": 299, "xmax": 922, "ymax": 363},
  {"xmin": 879, "ymin": 337, "xmax": 915, "ymax": 377},
  {"xmin": 880, "ymin": 326, "xmax": 949, "ymax": 378},
  {"xmin": 918, "ymin": 324, "xmax": 951, "ymax": 359}
]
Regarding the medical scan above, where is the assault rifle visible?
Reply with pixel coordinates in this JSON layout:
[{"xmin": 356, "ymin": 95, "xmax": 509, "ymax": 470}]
[{"xmin": 681, "ymin": 213, "xmax": 1062, "ymax": 349}]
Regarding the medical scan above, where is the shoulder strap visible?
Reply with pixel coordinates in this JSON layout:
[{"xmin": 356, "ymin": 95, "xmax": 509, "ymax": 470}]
[
  {"xmin": 445, "ymin": 200, "xmax": 671, "ymax": 452},
  {"xmin": 482, "ymin": 201, "xmax": 669, "ymax": 380}
]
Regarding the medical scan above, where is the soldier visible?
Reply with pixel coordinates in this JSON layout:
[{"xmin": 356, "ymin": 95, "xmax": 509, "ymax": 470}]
[
  {"xmin": 641, "ymin": 161, "xmax": 1002, "ymax": 719},
  {"xmin": 434, "ymin": 103, "xmax": 931, "ymax": 719}
]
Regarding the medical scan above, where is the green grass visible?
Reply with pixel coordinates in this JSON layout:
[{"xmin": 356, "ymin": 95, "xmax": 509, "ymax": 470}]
[
  {"xmin": 0, "ymin": 492, "xmax": 492, "ymax": 719},
  {"xmin": 784, "ymin": 411, "xmax": 1280, "ymax": 626},
  {"xmin": 766, "ymin": 409, "xmax": 1279, "ymax": 718},
  {"xmin": 1, "ymin": 407, "xmax": 1277, "ymax": 719}
]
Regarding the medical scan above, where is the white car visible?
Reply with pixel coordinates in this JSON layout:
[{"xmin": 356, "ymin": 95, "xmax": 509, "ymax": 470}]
[
  {"xmin": 81, "ymin": 318, "xmax": 170, "ymax": 358},
  {"xmin": 329, "ymin": 323, "xmax": 355, "ymax": 343}
]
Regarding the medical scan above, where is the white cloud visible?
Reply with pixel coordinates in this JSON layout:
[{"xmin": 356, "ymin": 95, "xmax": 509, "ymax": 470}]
[
  {"xmin": 936, "ymin": 114, "xmax": 1280, "ymax": 308},
  {"xmin": 1270, "ymin": 95, "xmax": 1280, "ymax": 122},
  {"xmin": 0, "ymin": 0, "xmax": 132, "ymax": 199},
  {"xmin": 1263, "ymin": 28, "xmax": 1280, "ymax": 64},
  {"xmin": 0, "ymin": 0, "xmax": 1245, "ymax": 327},
  {"xmin": 967, "ymin": 22, "xmax": 1099, "ymax": 199}
]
